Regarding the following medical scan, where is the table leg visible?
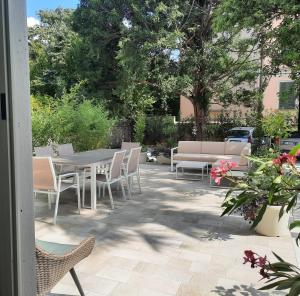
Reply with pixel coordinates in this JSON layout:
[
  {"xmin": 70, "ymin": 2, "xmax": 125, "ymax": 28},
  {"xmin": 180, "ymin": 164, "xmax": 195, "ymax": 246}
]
[{"xmin": 90, "ymin": 164, "xmax": 97, "ymax": 211}]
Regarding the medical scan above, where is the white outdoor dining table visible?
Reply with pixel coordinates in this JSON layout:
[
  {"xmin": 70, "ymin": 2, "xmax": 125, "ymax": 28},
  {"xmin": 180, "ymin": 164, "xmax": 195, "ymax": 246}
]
[{"xmin": 52, "ymin": 149, "xmax": 120, "ymax": 210}]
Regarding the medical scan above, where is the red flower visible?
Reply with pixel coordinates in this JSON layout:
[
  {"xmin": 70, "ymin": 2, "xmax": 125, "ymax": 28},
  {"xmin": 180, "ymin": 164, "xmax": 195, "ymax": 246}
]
[{"xmin": 273, "ymin": 153, "xmax": 296, "ymax": 166}]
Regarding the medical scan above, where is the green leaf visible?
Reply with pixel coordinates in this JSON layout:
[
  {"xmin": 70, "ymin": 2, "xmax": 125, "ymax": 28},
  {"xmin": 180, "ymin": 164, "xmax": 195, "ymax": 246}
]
[
  {"xmin": 290, "ymin": 221, "xmax": 300, "ymax": 230},
  {"xmin": 289, "ymin": 144, "xmax": 300, "ymax": 156},
  {"xmin": 251, "ymin": 204, "xmax": 267, "ymax": 229},
  {"xmin": 272, "ymin": 252, "xmax": 285, "ymax": 262},
  {"xmin": 259, "ymin": 279, "xmax": 290, "ymax": 290},
  {"xmin": 289, "ymin": 281, "xmax": 300, "ymax": 296}
]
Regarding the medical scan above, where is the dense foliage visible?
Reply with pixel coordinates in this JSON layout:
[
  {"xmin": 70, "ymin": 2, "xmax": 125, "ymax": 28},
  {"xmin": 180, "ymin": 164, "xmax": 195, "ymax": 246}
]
[{"xmin": 31, "ymin": 89, "xmax": 114, "ymax": 151}]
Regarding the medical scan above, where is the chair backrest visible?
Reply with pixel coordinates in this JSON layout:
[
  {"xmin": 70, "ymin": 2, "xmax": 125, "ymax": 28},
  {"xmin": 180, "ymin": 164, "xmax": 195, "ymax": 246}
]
[
  {"xmin": 109, "ymin": 150, "xmax": 126, "ymax": 180},
  {"xmin": 121, "ymin": 142, "xmax": 140, "ymax": 152},
  {"xmin": 32, "ymin": 157, "xmax": 57, "ymax": 191},
  {"xmin": 34, "ymin": 146, "xmax": 54, "ymax": 157},
  {"xmin": 127, "ymin": 147, "xmax": 141, "ymax": 174},
  {"xmin": 57, "ymin": 143, "xmax": 74, "ymax": 156}
]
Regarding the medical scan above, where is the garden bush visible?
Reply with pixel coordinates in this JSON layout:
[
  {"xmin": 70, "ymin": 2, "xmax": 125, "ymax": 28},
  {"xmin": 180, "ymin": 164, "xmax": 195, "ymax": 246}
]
[{"xmin": 31, "ymin": 95, "xmax": 114, "ymax": 152}]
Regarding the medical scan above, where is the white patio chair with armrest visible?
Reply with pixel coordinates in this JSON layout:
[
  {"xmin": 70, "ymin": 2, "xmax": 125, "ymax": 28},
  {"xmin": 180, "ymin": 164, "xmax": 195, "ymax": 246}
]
[
  {"xmin": 123, "ymin": 147, "xmax": 142, "ymax": 196},
  {"xmin": 33, "ymin": 157, "xmax": 81, "ymax": 224},
  {"xmin": 95, "ymin": 150, "xmax": 129, "ymax": 209},
  {"xmin": 57, "ymin": 143, "xmax": 90, "ymax": 202},
  {"xmin": 57, "ymin": 143, "xmax": 74, "ymax": 155},
  {"xmin": 121, "ymin": 142, "xmax": 140, "ymax": 152},
  {"xmin": 34, "ymin": 145, "xmax": 54, "ymax": 157}
]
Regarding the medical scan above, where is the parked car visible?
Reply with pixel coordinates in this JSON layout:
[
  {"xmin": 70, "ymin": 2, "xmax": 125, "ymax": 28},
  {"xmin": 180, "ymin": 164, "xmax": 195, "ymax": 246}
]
[
  {"xmin": 280, "ymin": 131, "xmax": 300, "ymax": 153},
  {"xmin": 224, "ymin": 127, "xmax": 255, "ymax": 143}
]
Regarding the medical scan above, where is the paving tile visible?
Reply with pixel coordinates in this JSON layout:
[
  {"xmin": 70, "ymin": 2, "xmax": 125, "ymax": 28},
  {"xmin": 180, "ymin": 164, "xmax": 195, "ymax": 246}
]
[{"xmin": 32, "ymin": 164, "xmax": 297, "ymax": 296}]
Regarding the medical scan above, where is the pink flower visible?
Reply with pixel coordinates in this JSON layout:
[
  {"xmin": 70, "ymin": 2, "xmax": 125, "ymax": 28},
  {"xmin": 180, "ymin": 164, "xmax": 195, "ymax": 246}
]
[
  {"xmin": 243, "ymin": 250, "xmax": 269, "ymax": 279},
  {"xmin": 257, "ymin": 255, "xmax": 267, "ymax": 268},
  {"xmin": 210, "ymin": 160, "xmax": 238, "ymax": 184}
]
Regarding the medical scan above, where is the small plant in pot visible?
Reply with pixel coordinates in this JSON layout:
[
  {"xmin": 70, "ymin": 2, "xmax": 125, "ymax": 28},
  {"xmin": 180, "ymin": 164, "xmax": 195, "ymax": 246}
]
[{"xmin": 211, "ymin": 151, "xmax": 300, "ymax": 237}]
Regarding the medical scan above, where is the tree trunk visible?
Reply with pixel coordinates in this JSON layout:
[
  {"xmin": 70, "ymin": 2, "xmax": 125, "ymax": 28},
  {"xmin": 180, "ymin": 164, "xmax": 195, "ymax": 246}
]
[{"xmin": 193, "ymin": 101, "xmax": 206, "ymax": 140}]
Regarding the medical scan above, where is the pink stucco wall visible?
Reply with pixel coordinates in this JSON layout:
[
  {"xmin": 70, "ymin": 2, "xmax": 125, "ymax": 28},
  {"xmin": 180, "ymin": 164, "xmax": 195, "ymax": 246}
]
[
  {"xmin": 263, "ymin": 75, "xmax": 292, "ymax": 111},
  {"xmin": 180, "ymin": 75, "xmax": 293, "ymax": 119}
]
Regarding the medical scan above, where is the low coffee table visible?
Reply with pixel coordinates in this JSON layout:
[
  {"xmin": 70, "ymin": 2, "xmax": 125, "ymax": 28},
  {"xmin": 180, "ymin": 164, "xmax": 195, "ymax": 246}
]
[{"xmin": 176, "ymin": 161, "xmax": 209, "ymax": 180}]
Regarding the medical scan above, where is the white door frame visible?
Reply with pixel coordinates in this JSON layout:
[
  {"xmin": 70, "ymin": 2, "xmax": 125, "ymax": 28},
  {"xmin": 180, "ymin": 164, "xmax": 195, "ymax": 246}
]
[{"xmin": 0, "ymin": 0, "xmax": 35, "ymax": 295}]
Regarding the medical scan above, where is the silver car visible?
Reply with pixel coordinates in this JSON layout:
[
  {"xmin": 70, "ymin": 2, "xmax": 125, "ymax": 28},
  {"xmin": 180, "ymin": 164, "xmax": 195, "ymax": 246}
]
[
  {"xmin": 225, "ymin": 127, "xmax": 255, "ymax": 143},
  {"xmin": 280, "ymin": 131, "xmax": 300, "ymax": 153}
]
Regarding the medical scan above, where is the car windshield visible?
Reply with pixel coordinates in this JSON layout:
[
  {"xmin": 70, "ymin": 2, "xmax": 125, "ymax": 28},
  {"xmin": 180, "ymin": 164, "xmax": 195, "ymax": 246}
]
[{"xmin": 227, "ymin": 130, "xmax": 250, "ymax": 138}]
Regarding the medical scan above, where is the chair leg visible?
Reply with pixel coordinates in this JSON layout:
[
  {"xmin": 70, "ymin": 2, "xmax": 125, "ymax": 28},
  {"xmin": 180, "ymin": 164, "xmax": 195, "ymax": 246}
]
[
  {"xmin": 53, "ymin": 191, "xmax": 60, "ymax": 225},
  {"xmin": 82, "ymin": 170, "xmax": 86, "ymax": 208},
  {"xmin": 76, "ymin": 174, "xmax": 81, "ymax": 214},
  {"xmin": 136, "ymin": 172, "xmax": 142, "ymax": 193},
  {"xmin": 48, "ymin": 193, "xmax": 52, "ymax": 210},
  {"xmin": 107, "ymin": 183, "xmax": 114, "ymax": 209},
  {"xmin": 125, "ymin": 175, "xmax": 132, "ymax": 199},
  {"xmin": 70, "ymin": 268, "xmax": 85, "ymax": 296},
  {"xmin": 103, "ymin": 183, "xmax": 106, "ymax": 196},
  {"xmin": 120, "ymin": 180, "xmax": 126, "ymax": 200}
]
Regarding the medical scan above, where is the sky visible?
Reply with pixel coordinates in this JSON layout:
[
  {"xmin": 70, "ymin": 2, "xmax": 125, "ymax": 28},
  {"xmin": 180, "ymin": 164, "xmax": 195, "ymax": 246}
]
[{"xmin": 27, "ymin": 0, "xmax": 79, "ymax": 26}]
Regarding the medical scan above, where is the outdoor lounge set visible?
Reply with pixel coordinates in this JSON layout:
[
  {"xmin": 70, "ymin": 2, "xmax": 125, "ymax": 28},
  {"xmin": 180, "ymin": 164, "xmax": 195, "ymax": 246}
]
[{"xmin": 171, "ymin": 141, "xmax": 251, "ymax": 180}]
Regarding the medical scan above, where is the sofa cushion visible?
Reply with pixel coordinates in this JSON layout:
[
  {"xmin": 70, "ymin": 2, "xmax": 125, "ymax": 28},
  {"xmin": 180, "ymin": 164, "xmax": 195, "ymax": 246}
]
[
  {"xmin": 201, "ymin": 142, "xmax": 225, "ymax": 155},
  {"xmin": 173, "ymin": 153, "xmax": 239, "ymax": 163},
  {"xmin": 178, "ymin": 141, "xmax": 202, "ymax": 154},
  {"xmin": 225, "ymin": 142, "xmax": 249, "ymax": 155},
  {"xmin": 173, "ymin": 153, "xmax": 217, "ymax": 163}
]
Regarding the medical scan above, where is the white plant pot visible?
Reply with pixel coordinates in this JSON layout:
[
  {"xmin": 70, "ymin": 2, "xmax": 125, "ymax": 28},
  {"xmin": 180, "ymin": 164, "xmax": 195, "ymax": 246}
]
[
  {"xmin": 139, "ymin": 152, "xmax": 147, "ymax": 164},
  {"xmin": 255, "ymin": 205, "xmax": 290, "ymax": 237}
]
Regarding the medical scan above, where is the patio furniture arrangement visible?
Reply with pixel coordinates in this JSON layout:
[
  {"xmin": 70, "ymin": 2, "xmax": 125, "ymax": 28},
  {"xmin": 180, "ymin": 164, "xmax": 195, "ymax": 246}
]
[
  {"xmin": 176, "ymin": 161, "xmax": 209, "ymax": 180},
  {"xmin": 36, "ymin": 236, "xmax": 95, "ymax": 296},
  {"xmin": 33, "ymin": 143, "xmax": 143, "ymax": 223},
  {"xmin": 171, "ymin": 141, "xmax": 251, "ymax": 172},
  {"xmin": 33, "ymin": 157, "xmax": 81, "ymax": 224}
]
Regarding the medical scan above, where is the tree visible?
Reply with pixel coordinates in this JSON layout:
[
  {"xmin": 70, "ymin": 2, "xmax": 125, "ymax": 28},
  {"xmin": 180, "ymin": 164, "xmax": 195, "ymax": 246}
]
[
  {"xmin": 29, "ymin": 8, "xmax": 81, "ymax": 98},
  {"xmin": 116, "ymin": 0, "xmax": 262, "ymax": 139},
  {"xmin": 214, "ymin": 0, "xmax": 300, "ymax": 130},
  {"xmin": 72, "ymin": 0, "xmax": 131, "ymax": 115}
]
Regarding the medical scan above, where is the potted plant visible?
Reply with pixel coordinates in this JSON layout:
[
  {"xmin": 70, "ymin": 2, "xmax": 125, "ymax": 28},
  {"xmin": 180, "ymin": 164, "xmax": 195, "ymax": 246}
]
[{"xmin": 211, "ymin": 152, "xmax": 300, "ymax": 237}]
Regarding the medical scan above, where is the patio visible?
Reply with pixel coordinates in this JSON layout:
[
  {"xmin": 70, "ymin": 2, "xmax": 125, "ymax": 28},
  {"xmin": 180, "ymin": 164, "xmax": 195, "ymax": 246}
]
[{"xmin": 35, "ymin": 164, "xmax": 297, "ymax": 296}]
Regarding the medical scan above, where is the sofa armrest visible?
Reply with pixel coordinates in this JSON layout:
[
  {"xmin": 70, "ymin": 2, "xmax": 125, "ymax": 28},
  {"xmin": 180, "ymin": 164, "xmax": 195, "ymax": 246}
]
[{"xmin": 171, "ymin": 147, "xmax": 178, "ymax": 155}]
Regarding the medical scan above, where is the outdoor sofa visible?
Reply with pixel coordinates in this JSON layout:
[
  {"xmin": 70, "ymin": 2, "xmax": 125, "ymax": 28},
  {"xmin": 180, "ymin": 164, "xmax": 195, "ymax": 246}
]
[{"xmin": 171, "ymin": 141, "xmax": 251, "ymax": 172}]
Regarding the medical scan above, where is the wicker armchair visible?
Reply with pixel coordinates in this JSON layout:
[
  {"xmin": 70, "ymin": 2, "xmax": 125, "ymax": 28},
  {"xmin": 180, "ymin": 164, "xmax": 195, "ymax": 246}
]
[{"xmin": 36, "ymin": 236, "xmax": 95, "ymax": 296}]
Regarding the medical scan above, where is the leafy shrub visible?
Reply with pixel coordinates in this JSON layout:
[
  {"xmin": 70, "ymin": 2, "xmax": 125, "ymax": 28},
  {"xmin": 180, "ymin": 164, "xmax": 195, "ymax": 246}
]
[
  {"xmin": 262, "ymin": 111, "xmax": 292, "ymax": 139},
  {"xmin": 134, "ymin": 112, "xmax": 146, "ymax": 144},
  {"xmin": 31, "ymin": 95, "xmax": 114, "ymax": 151}
]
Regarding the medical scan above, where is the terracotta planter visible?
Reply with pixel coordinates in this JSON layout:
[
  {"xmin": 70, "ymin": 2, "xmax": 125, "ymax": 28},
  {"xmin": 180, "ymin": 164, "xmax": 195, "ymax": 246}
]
[
  {"xmin": 139, "ymin": 152, "xmax": 147, "ymax": 164},
  {"xmin": 255, "ymin": 205, "xmax": 290, "ymax": 237}
]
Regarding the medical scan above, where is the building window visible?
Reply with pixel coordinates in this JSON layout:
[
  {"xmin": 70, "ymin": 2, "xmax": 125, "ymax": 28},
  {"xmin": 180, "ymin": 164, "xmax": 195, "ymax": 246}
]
[{"xmin": 279, "ymin": 81, "xmax": 297, "ymax": 109}]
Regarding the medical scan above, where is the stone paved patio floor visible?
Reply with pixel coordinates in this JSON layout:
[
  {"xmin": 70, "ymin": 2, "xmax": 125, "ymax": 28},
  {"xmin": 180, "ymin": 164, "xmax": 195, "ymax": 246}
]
[{"xmin": 34, "ymin": 164, "xmax": 297, "ymax": 296}]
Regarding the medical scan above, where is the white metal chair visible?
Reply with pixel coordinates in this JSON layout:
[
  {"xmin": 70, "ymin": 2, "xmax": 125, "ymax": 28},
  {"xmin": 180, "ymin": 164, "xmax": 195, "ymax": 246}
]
[
  {"xmin": 34, "ymin": 146, "xmax": 54, "ymax": 157},
  {"xmin": 95, "ymin": 150, "xmax": 129, "ymax": 209},
  {"xmin": 121, "ymin": 142, "xmax": 140, "ymax": 152},
  {"xmin": 33, "ymin": 157, "xmax": 81, "ymax": 224},
  {"xmin": 57, "ymin": 143, "xmax": 74, "ymax": 155},
  {"xmin": 124, "ymin": 147, "xmax": 142, "ymax": 196}
]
